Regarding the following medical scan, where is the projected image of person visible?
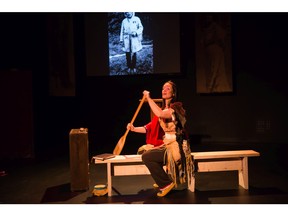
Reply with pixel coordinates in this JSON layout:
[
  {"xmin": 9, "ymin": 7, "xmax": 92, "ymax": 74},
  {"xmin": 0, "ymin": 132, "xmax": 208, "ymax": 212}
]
[
  {"xmin": 120, "ymin": 12, "xmax": 144, "ymax": 74},
  {"xmin": 90, "ymin": 13, "xmax": 181, "ymax": 76}
]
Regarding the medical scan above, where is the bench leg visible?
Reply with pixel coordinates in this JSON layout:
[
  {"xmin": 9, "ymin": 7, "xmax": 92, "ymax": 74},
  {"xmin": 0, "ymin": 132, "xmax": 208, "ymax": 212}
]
[
  {"xmin": 107, "ymin": 162, "xmax": 112, "ymax": 196},
  {"xmin": 238, "ymin": 157, "xmax": 249, "ymax": 189}
]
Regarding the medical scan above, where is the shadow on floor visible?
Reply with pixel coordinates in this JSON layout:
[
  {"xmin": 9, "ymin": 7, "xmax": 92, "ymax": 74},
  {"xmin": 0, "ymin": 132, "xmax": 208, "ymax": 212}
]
[
  {"xmin": 84, "ymin": 186, "xmax": 288, "ymax": 204},
  {"xmin": 40, "ymin": 183, "xmax": 86, "ymax": 203}
]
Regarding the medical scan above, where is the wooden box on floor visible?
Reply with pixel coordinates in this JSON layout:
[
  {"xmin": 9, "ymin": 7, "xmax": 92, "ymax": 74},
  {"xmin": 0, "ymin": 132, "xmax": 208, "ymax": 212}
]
[{"xmin": 69, "ymin": 128, "xmax": 89, "ymax": 191}]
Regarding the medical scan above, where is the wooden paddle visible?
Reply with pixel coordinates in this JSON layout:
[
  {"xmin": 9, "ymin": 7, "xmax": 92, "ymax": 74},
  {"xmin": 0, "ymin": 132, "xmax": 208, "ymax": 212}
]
[{"xmin": 113, "ymin": 95, "xmax": 146, "ymax": 155}]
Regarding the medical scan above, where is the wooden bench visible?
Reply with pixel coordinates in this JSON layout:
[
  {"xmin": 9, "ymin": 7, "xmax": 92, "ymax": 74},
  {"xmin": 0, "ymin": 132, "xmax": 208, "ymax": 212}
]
[
  {"xmin": 190, "ymin": 150, "xmax": 260, "ymax": 192},
  {"xmin": 93, "ymin": 150, "xmax": 260, "ymax": 196}
]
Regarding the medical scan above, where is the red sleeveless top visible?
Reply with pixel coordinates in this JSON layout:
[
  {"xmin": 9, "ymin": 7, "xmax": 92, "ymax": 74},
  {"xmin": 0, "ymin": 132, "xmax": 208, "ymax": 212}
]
[{"xmin": 144, "ymin": 116, "xmax": 165, "ymax": 147}]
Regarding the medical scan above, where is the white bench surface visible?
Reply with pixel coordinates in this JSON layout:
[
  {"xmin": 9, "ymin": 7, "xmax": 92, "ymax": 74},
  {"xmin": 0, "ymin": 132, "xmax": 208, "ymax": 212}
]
[
  {"xmin": 94, "ymin": 150, "xmax": 260, "ymax": 164},
  {"xmin": 191, "ymin": 150, "xmax": 260, "ymax": 160}
]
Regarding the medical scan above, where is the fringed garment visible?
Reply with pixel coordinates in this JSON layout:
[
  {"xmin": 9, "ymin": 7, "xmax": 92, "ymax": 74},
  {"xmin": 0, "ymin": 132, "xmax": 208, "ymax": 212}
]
[{"xmin": 159, "ymin": 102, "xmax": 195, "ymax": 189}]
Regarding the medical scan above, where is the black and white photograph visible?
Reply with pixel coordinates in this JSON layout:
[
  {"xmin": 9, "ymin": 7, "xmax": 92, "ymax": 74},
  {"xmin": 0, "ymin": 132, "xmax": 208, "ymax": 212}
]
[{"xmin": 108, "ymin": 12, "xmax": 153, "ymax": 75}]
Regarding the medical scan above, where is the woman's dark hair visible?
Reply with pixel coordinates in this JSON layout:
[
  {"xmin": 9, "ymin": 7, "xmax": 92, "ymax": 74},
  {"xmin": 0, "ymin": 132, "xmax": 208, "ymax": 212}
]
[
  {"xmin": 161, "ymin": 80, "xmax": 177, "ymax": 109},
  {"xmin": 167, "ymin": 80, "xmax": 177, "ymax": 101}
]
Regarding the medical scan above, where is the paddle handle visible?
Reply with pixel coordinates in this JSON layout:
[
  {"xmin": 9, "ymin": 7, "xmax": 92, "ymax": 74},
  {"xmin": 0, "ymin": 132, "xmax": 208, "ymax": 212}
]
[
  {"xmin": 122, "ymin": 95, "xmax": 144, "ymax": 134},
  {"xmin": 122, "ymin": 94, "xmax": 145, "ymax": 136},
  {"xmin": 130, "ymin": 94, "xmax": 146, "ymax": 125},
  {"xmin": 112, "ymin": 95, "xmax": 146, "ymax": 155}
]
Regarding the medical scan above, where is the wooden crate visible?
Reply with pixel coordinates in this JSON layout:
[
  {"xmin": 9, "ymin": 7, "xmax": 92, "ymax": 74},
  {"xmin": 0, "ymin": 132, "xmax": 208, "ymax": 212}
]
[{"xmin": 69, "ymin": 128, "xmax": 89, "ymax": 191}]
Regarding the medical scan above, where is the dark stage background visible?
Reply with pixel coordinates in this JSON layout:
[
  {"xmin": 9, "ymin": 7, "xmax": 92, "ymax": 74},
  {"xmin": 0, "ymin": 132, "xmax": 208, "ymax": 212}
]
[{"xmin": 0, "ymin": 13, "xmax": 287, "ymax": 165}]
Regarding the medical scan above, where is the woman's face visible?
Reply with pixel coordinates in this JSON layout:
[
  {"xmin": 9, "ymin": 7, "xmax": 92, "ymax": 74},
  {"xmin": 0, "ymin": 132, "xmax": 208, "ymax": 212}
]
[{"xmin": 162, "ymin": 83, "xmax": 174, "ymax": 100}]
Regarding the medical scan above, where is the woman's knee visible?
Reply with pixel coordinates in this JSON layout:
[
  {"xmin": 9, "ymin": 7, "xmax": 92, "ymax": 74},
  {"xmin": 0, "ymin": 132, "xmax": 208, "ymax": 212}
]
[
  {"xmin": 141, "ymin": 152, "xmax": 148, "ymax": 163},
  {"xmin": 142, "ymin": 151, "xmax": 152, "ymax": 163}
]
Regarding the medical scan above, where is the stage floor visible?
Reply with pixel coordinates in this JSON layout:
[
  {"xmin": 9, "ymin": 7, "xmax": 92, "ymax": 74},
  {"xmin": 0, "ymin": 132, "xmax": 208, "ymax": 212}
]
[{"xmin": 1, "ymin": 142, "xmax": 288, "ymax": 205}]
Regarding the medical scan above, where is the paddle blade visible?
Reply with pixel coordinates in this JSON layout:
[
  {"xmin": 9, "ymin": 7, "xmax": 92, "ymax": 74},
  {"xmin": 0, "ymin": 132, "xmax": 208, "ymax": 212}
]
[{"xmin": 113, "ymin": 135, "xmax": 126, "ymax": 155}]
